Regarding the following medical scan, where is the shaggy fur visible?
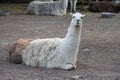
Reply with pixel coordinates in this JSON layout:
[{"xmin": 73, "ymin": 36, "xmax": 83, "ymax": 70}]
[
  {"xmin": 70, "ymin": 0, "xmax": 77, "ymax": 12},
  {"xmin": 9, "ymin": 12, "xmax": 85, "ymax": 70},
  {"xmin": 27, "ymin": 0, "xmax": 68, "ymax": 16},
  {"xmin": 22, "ymin": 38, "xmax": 62, "ymax": 68},
  {"xmin": 9, "ymin": 39, "xmax": 33, "ymax": 64}
]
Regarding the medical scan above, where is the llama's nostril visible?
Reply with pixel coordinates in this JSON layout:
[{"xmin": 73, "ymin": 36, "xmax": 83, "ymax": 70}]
[
  {"xmin": 77, "ymin": 20, "xmax": 80, "ymax": 24},
  {"xmin": 77, "ymin": 20, "xmax": 80, "ymax": 22}
]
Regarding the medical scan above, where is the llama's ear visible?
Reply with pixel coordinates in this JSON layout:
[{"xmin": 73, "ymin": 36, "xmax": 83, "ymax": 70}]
[
  {"xmin": 81, "ymin": 14, "xmax": 85, "ymax": 19},
  {"xmin": 82, "ymin": 14, "xmax": 85, "ymax": 17}
]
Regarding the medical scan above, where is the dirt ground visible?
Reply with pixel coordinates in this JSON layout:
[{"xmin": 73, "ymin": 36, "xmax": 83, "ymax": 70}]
[{"xmin": 0, "ymin": 10, "xmax": 120, "ymax": 80}]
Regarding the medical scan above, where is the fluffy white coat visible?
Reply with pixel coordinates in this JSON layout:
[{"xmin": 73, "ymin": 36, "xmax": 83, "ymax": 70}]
[
  {"xmin": 21, "ymin": 12, "xmax": 85, "ymax": 70},
  {"xmin": 27, "ymin": 0, "xmax": 68, "ymax": 16}
]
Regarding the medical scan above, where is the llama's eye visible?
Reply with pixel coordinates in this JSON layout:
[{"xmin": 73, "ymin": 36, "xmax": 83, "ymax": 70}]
[
  {"xmin": 81, "ymin": 17, "xmax": 83, "ymax": 19},
  {"xmin": 72, "ymin": 16, "xmax": 75, "ymax": 18}
]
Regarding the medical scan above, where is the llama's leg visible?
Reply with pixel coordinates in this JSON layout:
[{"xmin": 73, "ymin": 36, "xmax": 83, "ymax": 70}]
[
  {"xmin": 61, "ymin": 63, "xmax": 76, "ymax": 70},
  {"xmin": 70, "ymin": 0, "xmax": 77, "ymax": 13},
  {"xmin": 34, "ymin": 4, "xmax": 39, "ymax": 15},
  {"xmin": 74, "ymin": 0, "xmax": 77, "ymax": 12},
  {"xmin": 70, "ymin": 0, "xmax": 73, "ymax": 12}
]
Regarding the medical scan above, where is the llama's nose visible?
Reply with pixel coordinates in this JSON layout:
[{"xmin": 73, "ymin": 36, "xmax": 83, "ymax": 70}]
[
  {"xmin": 77, "ymin": 19, "xmax": 80, "ymax": 22},
  {"xmin": 77, "ymin": 19, "xmax": 80, "ymax": 24}
]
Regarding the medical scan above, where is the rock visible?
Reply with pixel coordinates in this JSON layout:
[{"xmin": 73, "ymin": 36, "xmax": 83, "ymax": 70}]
[
  {"xmin": 0, "ymin": 10, "xmax": 10, "ymax": 16},
  {"xmin": 70, "ymin": 75, "xmax": 82, "ymax": 80},
  {"xmin": 82, "ymin": 48, "xmax": 89, "ymax": 52},
  {"xmin": 35, "ymin": 78, "xmax": 46, "ymax": 80}
]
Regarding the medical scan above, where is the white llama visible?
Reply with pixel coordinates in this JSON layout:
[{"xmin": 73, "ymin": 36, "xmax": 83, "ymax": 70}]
[
  {"xmin": 70, "ymin": 0, "xmax": 77, "ymax": 13},
  {"xmin": 9, "ymin": 12, "xmax": 85, "ymax": 70},
  {"xmin": 27, "ymin": 0, "xmax": 68, "ymax": 16}
]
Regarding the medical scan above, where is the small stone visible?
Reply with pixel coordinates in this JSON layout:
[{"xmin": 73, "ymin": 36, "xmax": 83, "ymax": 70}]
[
  {"xmin": 12, "ymin": 35, "xmax": 16, "ymax": 37},
  {"xmin": 70, "ymin": 75, "xmax": 81, "ymax": 80},
  {"xmin": 35, "ymin": 30, "xmax": 38, "ymax": 33},
  {"xmin": 82, "ymin": 48, "xmax": 89, "ymax": 52},
  {"xmin": 35, "ymin": 79, "xmax": 43, "ymax": 80}
]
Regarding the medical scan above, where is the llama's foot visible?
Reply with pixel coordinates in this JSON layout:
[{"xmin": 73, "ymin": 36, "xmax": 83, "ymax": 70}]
[
  {"xmin": 61, "ymin": 63, "xmax": 76, "ymax": 70},
  {"xmin": 34, "ymin": 12, "xmax": 39, "ymax": 15},
  {"xmin": 34, "ymin": 10, "xmax": 39, "ymax": 15}
]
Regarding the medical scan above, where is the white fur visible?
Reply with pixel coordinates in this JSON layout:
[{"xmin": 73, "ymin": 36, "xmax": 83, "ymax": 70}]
[
  {"xmin": 22, "ymin": 12, "xmax": 85, "ymax": 70},
  {"xmin": 27, "ymin": 0, "xmax": 68, "ymax": 16},
  {"xmin": 70, "ymin": 0, "xmax": 77, "ymax": 12}
]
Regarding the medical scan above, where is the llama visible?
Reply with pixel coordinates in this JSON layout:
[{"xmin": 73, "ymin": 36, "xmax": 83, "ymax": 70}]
[
  {"xmin": 9, "ymin": 12, "xmax": 85, "ymax": 70},
  {"xmin": 70, "ymin": 0, "xmax": 77, "ymax": 13},
  {"xmin": 27, "ymin": 0, "xmax": 68, "ymax": 16}
]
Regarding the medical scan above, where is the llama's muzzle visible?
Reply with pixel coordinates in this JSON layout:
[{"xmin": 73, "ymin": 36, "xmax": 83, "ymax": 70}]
[{"xmin": 76, "ymin": 19, "xmax": 80, "ymax": 25}]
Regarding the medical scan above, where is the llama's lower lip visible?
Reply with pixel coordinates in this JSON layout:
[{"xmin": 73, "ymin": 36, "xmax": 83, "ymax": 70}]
[
  {"xmin": 76, "ymin": 23, "xmax": 80, "ymax": 25},
  {"xmin": 75, "ymin": 24, "xmax": 80, "ymax": 27},
  {"xmin": 77, "ymin": 22, "xmax": 80, "ymax": 24}
]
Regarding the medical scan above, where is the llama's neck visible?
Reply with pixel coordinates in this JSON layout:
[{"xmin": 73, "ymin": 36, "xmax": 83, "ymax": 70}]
[
  {"xmin": 65, "ymin": 19, "xmax": 82, "ymax": 45},
  {"xmin": 61, "ymin": 20, "xmax": 83, "ymax": 64}
]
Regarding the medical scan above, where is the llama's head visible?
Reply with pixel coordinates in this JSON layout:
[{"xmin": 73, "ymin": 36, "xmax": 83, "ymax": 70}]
[{"xmin": 71, "ymin": 12, "xmax": 85, "ymax": 27}]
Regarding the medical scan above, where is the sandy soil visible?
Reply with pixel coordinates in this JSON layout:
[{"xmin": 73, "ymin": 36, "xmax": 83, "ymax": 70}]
[{"xmin": 0, "ymin": 12, "xmax": 120, "ymax": 80}]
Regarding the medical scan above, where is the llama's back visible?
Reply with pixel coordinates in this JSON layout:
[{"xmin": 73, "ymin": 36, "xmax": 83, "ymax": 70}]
[
  {"xmin": 28, "ymin": 1, "xmax": 56, "ymax": 15},
  {"xmin": 27, "ymin": 1, "xmax": 66, "ymax": 15},
  {"xmin": 22, "ymin": 38, "xmax": 63, "ymax": 68}
]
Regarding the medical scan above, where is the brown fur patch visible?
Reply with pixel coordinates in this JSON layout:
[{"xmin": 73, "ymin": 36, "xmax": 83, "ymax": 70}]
[{"xmin": 9, "ymin": 39, "xmax": 33, "ymax": 64}]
